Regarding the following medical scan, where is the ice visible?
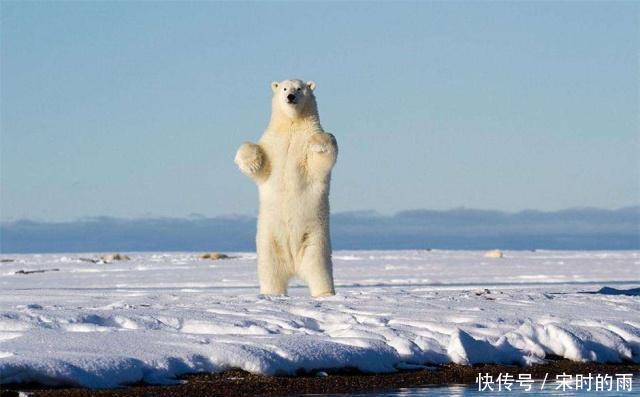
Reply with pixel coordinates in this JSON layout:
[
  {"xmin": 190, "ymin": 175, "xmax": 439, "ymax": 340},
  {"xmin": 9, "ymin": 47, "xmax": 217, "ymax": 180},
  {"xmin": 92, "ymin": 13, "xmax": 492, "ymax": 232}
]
[{"xmin": 0, "ymin": 250, "xmax": 638, "ymax": 388}]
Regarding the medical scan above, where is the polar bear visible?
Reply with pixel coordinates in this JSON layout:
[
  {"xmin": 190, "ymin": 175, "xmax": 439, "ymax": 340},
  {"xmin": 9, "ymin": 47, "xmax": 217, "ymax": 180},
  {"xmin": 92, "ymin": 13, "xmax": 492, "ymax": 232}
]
[{"xmin": 234, "ymin": 79, "xmax": 337, "ymax": 297}]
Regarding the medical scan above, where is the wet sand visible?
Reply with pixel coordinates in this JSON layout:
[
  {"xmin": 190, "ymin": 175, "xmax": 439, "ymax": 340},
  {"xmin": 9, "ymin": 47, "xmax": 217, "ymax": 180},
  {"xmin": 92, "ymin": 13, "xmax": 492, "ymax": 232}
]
[{"xmin": 2, "ymin": 359, "xmax": 639, "ymax": 397}]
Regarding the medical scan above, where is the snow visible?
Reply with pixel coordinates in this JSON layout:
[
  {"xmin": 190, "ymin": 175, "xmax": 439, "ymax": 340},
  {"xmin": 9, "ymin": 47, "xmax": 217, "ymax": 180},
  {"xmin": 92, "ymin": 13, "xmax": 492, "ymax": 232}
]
[{"xmin": 0, "ymin": 250, "xmax": 638, "ymax": 388}]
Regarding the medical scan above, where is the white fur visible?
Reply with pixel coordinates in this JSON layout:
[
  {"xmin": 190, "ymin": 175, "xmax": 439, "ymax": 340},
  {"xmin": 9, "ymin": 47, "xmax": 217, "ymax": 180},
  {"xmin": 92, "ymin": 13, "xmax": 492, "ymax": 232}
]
[{"xmin": 235, "ymin": 79, "xmax": 337, "ymax": 297}]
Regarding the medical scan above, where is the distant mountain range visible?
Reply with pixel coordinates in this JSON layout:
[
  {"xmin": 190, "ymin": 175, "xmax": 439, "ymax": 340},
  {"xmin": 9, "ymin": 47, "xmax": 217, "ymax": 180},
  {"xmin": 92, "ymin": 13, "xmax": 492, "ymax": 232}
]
[{"xmin": 1, "ymin": 207, "xmax": 638, "ymax": 253}]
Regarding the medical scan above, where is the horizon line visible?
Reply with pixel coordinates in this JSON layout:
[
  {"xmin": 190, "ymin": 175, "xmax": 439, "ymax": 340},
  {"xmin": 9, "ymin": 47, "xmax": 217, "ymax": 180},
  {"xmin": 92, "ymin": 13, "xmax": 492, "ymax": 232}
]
[{"xmin": 2, "ymin": 205, "xmax": 639, "ymax": 225}]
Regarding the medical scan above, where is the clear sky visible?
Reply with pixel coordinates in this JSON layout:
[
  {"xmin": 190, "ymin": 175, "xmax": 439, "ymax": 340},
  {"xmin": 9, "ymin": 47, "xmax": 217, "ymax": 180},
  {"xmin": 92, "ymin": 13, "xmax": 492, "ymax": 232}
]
[{"xmin": 1, "ymin": 1, "xmax": 638, "ymax": 222}]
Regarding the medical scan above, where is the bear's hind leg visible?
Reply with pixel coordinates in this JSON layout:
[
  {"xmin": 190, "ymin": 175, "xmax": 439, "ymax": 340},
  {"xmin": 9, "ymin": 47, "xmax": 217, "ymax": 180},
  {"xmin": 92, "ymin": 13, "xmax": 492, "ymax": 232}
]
[
  {"xmin": 257, "ymin": 238, "xmax": 291, "ymax": 295},
  {"xmin": 298, "ymin": 243, "xmax": 335, "ymax": 297}
]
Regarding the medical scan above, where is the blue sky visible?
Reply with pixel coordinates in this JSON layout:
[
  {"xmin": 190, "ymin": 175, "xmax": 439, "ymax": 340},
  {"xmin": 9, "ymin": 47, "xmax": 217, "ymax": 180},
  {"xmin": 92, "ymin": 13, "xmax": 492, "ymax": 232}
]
[{"xmin": 1, "ymin": 1, "xmax": 638, "ymax": 221}]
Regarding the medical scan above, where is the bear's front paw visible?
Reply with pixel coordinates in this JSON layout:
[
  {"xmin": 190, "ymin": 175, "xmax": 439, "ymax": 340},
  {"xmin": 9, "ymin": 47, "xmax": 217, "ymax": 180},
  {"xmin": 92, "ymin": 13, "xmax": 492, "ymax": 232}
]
[
  {"xmin": 309, "ymin": 133, "xmax": 337, "ymax": 154},
  {"xmin": 235, "ymin": 142, "xmax": 264, "ymax": 175}
]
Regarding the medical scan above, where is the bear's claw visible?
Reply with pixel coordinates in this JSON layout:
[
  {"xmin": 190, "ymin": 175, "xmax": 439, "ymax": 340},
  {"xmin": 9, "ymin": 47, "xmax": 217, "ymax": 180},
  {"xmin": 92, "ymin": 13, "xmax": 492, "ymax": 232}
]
[{"xmin": 310, "ymin": 144, "xmax": 329, "ymax": 153}]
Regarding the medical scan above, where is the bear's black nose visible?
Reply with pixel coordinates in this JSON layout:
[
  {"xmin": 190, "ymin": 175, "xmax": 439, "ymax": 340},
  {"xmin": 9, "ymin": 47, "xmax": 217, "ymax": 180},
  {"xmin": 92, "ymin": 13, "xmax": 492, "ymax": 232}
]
[{"xmin": 287, "ymin": 94, "xmax": 295, "ymax": 102}]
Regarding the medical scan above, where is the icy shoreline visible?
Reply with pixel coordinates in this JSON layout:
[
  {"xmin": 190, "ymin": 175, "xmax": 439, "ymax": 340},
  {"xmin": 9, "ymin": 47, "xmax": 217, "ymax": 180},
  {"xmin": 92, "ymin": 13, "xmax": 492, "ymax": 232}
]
[{"xmin": 0, "ymin": 250, "xmax": 638, "ymax": 388}]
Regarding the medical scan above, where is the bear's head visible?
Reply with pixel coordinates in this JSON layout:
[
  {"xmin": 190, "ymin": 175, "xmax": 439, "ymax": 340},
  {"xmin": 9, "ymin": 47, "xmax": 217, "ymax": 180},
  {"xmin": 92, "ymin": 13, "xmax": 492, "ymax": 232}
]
[{"xmin": 270, "ymin": 79, "xmax": 318, "ymax": 120}]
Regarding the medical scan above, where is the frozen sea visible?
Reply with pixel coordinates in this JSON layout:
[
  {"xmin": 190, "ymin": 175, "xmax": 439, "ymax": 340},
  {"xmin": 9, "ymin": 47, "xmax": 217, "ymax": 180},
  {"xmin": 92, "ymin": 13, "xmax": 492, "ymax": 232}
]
[{"xmin": 0, "ymin": 250, "xmax": 638, "ymax": 388}]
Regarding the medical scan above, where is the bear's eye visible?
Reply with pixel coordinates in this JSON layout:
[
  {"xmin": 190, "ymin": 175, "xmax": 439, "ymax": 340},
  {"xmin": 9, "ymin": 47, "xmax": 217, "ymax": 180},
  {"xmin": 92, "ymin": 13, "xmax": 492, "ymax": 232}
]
[
  {"xmin": 283, "ymin": 88, "xmax": 287, "ymax": 91},
  {"xmin": 297, "ymin": 88, "xmax": 301, "ymax": 91}
]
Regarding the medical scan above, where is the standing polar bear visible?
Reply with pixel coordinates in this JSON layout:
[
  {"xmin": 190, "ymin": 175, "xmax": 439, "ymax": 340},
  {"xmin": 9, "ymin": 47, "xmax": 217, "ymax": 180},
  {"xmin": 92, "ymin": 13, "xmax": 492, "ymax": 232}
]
[{"xmin": 235, "ymin": 79, "xmax": 337, "ymax": 297}]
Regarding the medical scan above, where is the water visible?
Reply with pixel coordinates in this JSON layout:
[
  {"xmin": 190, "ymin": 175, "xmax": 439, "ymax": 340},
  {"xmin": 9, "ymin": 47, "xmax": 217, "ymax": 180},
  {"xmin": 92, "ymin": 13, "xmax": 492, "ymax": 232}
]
[{"xmin": 310, "ymin": 377, "xmax": 639, "ymax": 396}]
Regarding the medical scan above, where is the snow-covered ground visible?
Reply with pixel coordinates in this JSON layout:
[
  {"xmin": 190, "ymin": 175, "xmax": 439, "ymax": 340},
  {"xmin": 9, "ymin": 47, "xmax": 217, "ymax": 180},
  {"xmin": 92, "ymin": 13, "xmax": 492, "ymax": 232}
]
[{"xmin": 0, "ymin": 250, "xmax": 638, "ymax": 388}]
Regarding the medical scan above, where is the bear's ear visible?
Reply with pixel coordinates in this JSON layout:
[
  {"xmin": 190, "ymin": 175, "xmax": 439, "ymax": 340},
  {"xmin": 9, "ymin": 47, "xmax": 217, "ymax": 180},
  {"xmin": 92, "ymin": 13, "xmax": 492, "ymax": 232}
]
[
  {"xmin": 306, "ymin": 81, "xmax": 316, "ymax": 91},
  {"xmin": 271, "ymin": 81, "xmax": 279, "ymax": 92}
]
